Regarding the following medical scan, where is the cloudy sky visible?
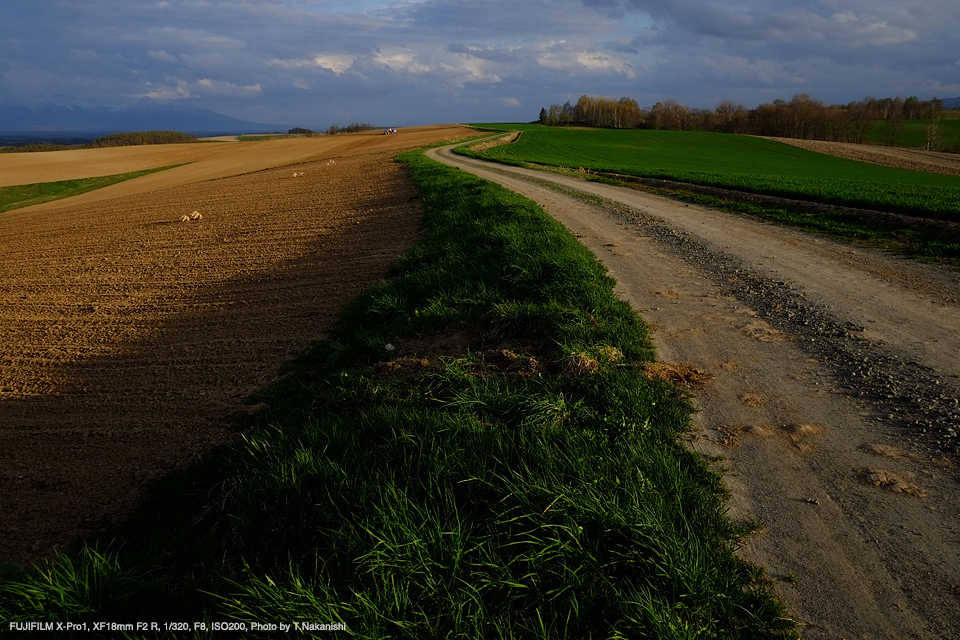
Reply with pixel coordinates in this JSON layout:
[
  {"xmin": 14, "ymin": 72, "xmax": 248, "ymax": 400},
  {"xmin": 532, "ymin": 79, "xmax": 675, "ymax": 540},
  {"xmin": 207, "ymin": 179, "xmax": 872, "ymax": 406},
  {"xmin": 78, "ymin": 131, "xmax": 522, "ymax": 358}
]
[{"xmin": 3, "ymin": 0, "xmax": 958, "ymax": 127}]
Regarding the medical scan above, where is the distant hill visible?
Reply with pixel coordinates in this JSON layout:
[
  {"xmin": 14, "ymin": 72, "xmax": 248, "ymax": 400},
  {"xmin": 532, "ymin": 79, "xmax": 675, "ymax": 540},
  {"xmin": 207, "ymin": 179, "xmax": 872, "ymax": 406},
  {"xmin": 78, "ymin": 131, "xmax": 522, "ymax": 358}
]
[
  {"xmin": 941, "ymin": 97, "xmax": 960, "ymax": 110},
  {"xmin": 0, "ymin": 98, "xmax": 293, "ymax": 140}
]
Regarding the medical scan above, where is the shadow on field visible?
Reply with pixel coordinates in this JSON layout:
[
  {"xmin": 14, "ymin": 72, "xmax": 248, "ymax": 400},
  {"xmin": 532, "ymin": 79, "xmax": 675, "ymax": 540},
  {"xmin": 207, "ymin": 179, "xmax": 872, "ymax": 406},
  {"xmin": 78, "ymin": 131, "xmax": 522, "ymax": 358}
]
[{"xmin": 0, "ymin": 152, "xmax": 424, "ymax": 566}]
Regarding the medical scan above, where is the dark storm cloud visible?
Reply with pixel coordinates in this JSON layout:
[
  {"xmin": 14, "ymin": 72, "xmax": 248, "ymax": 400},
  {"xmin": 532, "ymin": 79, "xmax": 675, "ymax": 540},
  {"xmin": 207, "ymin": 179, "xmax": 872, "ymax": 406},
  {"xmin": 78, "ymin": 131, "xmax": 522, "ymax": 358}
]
[{"xmin": 2, "ymin": 0, "xmax": 957, "ymax": 125}]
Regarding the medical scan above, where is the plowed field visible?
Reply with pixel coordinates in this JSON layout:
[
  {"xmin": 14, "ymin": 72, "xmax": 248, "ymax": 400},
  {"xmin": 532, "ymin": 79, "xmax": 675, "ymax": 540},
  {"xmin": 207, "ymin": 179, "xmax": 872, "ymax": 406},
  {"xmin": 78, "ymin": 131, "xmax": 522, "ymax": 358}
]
[{"xmin": 0, "ymin": 125, "xmax": 474, "ymax": 565}]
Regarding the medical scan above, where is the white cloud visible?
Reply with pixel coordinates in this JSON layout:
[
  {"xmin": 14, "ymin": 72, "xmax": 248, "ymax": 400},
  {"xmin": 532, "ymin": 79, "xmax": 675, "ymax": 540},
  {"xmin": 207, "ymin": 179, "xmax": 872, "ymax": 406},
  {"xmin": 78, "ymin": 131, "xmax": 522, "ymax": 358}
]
[
  {"xmin": 268, "ymin": 58, "xmax": 313, "ymax": 69},
  {"xmin": 827, "ymin": 11, "xmax": 918, "ymax": 46},
  {"xmin": 444, "ymin": 57, "xmax": 502, "ymax": 86},
  {"xmin": 196, "ymin": 78, "xmax": 261, "ymax": 96},
  {"xmin": 140, "ymin": 77, "xmax": 260, "ymax": 100},
  {"xmin": 372, "ymin": 48, "xmax": 432, "ymax": 74},
  {"xmin": 142, "ymin": 81, "xmax": 192, "ymax": 100},
  {"xmin": 536, "ymin": 42, "xmax": 635, "ymax": 78},
  {"xmin": 313, "ymin": 54, "xmax": 356, "ymax": 74},
  {"xmin": 500, "ymin": 97, "xmax": 522, "ymax": 107},
  {"xmin": 148, "ymin": 49, "xmax": 178, "ymax": 63}
]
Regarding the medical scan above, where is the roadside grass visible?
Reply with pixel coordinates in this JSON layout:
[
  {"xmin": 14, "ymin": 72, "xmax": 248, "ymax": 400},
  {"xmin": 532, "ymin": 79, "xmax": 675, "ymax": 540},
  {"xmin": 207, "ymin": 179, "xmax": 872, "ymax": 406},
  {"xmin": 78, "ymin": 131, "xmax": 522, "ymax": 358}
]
[
  {"xmin": 596, "ymin": 177, "xmax": 960, "ymax": 269},
  {"xmin": 0, "ymin": 148, "xmax": 796, "ymax": 638},
  {"xmin": 0, "ymin": 165, "xmax": 186, "ymax": 213},
  {"xmin": 462, "ymin": 125, "xmax": 960, "ymax": 222}
]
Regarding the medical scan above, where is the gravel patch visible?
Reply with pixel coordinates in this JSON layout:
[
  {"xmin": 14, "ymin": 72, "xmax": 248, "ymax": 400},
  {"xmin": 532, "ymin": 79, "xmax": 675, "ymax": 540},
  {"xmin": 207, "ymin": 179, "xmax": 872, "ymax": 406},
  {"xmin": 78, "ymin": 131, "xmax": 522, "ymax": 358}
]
[{"xmin": 546, "ymin": 183, "xmax": 960, "ymax": 458}]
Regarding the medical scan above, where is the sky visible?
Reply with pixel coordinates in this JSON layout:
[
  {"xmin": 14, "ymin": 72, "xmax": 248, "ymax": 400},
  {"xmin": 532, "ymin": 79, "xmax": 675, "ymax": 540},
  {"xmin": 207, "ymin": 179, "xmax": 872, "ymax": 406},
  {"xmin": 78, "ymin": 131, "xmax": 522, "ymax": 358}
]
[{"xmin": 2, "ymin": 0, "xmax": 959, "ymax": 128}]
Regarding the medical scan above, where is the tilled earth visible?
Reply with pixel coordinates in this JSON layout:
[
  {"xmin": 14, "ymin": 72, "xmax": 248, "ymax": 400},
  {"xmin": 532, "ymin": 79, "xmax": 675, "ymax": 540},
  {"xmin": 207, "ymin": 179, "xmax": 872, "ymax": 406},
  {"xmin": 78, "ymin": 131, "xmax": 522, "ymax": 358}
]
[
  {"xmin": 0, "ymin": 126, "xmax": 474, "ymax": 565},
  {"xmin": 767, "ymin": 136, "xmax": 960, "ymax": 178}
]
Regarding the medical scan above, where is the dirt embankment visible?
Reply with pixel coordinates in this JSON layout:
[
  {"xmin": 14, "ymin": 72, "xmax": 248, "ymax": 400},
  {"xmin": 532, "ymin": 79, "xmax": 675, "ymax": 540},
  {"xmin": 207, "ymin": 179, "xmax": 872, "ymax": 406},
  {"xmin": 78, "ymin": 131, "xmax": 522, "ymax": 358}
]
[
  {"xmin": 0, "ymin": 125, "xmax": 474, "ymax": 566},
  {"xmin": 465, "ymin": 131, "xmax": 522, "ymax": 153}
]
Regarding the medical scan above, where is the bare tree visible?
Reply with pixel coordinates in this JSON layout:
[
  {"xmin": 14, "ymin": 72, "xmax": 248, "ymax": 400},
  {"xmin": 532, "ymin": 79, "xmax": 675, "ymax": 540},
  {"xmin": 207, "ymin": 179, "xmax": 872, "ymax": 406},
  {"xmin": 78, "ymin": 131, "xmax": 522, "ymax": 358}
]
[
  {"xmin": 925, "ymin": 98, "xmax": 944, "ymax": 151},
  {"xmin": 715, "ymin": 100, "xmax": 747, "ymax": 133},
  {"xmin": 843, "ymin": 101, "xmax": 873, "ymax": 143},
  {"xmin": 882, "ymin": 97, "xmax": 906, "ymax": 146}
]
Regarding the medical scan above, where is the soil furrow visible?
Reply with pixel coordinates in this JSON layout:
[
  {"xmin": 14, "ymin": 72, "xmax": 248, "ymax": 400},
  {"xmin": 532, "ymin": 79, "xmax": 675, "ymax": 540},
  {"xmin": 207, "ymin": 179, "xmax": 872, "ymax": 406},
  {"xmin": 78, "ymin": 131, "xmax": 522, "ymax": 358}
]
[{"xmin": 0, "ymin": 125, "xmax": 474, "ymax": 566}]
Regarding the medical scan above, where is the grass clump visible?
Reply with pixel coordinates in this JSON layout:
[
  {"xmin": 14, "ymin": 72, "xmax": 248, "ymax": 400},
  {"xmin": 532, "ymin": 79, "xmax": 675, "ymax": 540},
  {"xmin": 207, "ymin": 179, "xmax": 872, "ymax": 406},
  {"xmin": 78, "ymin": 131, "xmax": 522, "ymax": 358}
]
[{"xmin": 0, "ymin": 149, "xmax": 795, "ymax": 638}]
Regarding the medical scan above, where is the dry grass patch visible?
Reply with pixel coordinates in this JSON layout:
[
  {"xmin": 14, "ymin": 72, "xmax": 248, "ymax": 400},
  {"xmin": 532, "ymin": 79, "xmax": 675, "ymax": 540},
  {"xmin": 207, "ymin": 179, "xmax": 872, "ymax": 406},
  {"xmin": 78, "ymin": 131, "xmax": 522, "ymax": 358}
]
[
  {"xmin": 644, "ymin": 362, "xmax": 713, "ymax": 388},
  {"xmin": 466, "ymin": 131, "xmax": 521, "ymax": 153}
]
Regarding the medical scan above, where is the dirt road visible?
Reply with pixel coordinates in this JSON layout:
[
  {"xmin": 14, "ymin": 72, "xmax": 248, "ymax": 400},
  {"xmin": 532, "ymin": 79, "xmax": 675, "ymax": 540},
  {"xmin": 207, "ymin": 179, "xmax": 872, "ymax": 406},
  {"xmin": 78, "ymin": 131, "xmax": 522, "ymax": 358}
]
[
  {"xmin": 429, "ymin": 145, "xmax": 960, "ymax": 639},
  {"xmin": 0, "ymin": 125, "xmax": 475, "ymax": 566}
]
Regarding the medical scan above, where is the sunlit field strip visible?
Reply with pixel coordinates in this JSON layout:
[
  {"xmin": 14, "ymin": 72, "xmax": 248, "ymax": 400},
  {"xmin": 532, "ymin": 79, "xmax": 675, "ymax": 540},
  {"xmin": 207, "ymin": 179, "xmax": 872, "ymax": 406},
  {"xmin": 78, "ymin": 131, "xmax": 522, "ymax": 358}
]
[
  {"xmin": 0, "ymin": 165, "xmax": 186, "ymax": 213},
  {"xmin": 468, "ymin": 125, "xmax": 960, "ymax": 221}
]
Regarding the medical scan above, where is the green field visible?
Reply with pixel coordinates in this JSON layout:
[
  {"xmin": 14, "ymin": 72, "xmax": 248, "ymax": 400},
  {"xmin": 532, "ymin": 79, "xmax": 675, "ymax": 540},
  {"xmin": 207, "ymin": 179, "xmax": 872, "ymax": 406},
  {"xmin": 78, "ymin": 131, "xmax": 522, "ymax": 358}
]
[
  {"xmin": 0, "ymin": 165, "xmax": 185, "ymax": 213},
  {"xmin": 465, "ymin": 125, "xmax": 960, "ymax": 221},
  {"xmin": 0, "ymin": 146, "xmax": 795, "ymax": 638},
  {"xmin": 863, "ymin": 118, "xmax": 960, "ymax": 151}
]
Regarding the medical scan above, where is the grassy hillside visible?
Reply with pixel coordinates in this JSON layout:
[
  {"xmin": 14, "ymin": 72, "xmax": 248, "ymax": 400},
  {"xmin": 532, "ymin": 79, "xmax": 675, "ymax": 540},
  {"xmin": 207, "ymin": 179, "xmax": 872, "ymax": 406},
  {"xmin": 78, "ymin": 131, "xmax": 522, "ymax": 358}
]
[
  {"xmin": 0, "ymin": 146, "xmax": 795, "ymax": 638},
  {"xmin": 465, "ymin": 125, "xmax": 960, "ymax": 221}
]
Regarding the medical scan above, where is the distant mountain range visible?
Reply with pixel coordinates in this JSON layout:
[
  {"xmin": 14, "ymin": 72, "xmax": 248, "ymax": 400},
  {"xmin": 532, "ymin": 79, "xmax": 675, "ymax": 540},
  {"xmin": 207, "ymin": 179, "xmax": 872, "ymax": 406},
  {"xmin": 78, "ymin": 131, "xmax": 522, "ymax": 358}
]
[
  {"xmin": 0, "ymin": 98, "xmax": 295, "ymax": 141},
  {"xmin": 942, "ymin": 97, "xmax": 960, "ymax": 110}
]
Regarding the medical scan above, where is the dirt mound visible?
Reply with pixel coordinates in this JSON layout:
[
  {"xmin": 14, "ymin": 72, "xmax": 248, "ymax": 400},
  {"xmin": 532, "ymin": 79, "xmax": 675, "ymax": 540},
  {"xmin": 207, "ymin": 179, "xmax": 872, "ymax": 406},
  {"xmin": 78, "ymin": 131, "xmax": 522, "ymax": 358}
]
[{"xmin": 0, "ymin": 125, "xmax": 474, "ymax": 566}]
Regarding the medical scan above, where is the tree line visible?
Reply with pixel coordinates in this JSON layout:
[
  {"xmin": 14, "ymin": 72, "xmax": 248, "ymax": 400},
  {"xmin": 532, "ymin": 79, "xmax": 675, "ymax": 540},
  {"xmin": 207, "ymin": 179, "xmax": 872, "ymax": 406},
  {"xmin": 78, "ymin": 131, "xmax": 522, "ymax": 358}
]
[
  {"xmin": 0, "ymin": 130, "xmax": 199, "ymax": 153},
  {"xmin": 89, "ymin": 131, "xmax": 199, "ymax": 147},
  {"xmin": 539, "ymin": 94, "xmax": 956, "ymax": 149},
  {"xmin": 325, "ymin": 122, "xmax": 376, "ymax": 135}
]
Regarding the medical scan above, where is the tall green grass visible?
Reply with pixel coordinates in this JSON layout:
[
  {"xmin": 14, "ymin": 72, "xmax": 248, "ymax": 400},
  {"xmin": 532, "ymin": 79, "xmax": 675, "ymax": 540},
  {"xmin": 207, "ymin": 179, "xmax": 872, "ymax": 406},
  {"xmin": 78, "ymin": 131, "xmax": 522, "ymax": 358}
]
[
  {"xmin": 0, "ymin": 148, "xmax": 795, "ymax": 638},
  {"xmin": 464, "ymin": 126, "xmax": 960, "ymax": 221}
]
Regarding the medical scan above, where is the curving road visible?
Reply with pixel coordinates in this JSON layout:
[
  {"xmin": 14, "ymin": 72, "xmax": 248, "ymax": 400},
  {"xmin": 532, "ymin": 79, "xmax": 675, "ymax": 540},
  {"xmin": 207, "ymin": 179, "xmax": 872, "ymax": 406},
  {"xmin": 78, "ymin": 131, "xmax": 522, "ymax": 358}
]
[{"xmin": 428, "ymin": 144, "xmax": 960, "ymax": 639}]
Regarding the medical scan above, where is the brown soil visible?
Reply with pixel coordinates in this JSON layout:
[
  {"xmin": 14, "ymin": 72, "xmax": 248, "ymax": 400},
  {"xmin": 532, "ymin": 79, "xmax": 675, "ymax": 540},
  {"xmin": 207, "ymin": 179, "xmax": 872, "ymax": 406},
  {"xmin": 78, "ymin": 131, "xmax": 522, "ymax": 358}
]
[
  {"xmin": 766, "ymin": 136, "xmax": 960, "ymax": 177},
  {"xmin": 0, "ymin": 143, "xmax": 232, "ymax": 187},
  {"xmin": 431, "ymin": 146, "xmax": 960, "ymax": 639},
  {"xmin": 0, "ymin": 125, "xmax": 474, "ymax": 566},
  {"xmin": 465, "ymin": 131, "xmax": 521, "ymax": 153}
]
